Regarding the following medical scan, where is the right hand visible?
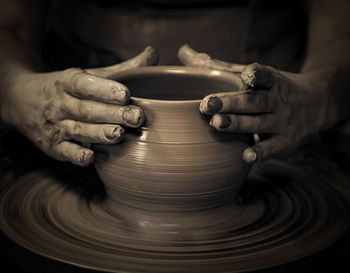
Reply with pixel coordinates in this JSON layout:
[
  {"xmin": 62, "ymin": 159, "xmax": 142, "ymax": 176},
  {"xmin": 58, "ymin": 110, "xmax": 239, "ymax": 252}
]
[
  {"xmin": 178, "ymin": 44, "xmax": 336, "ymax": 165},
  {"xmin": 0, "ymin": 46, "xmax": 158, "ymax": 166}
]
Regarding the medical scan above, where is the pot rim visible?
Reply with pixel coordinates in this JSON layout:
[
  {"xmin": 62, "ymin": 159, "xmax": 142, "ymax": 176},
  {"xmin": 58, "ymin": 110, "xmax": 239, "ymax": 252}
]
[{"xmin": 110, "ymin": 65, "xmax": 243, "ymax": 105}]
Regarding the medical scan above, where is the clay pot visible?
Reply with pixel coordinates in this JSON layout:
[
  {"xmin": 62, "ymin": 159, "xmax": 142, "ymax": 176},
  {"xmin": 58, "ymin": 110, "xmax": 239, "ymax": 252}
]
[{"xmin": 94, "ymin": 66, "xmax": 252, "ymax": 240}]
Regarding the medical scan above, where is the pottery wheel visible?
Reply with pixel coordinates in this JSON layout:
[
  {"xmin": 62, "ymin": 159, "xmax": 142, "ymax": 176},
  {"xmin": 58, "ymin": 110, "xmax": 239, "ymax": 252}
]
[{"xmin": 0, "ymin": 160, "xmax": 348, "ymax": 273}]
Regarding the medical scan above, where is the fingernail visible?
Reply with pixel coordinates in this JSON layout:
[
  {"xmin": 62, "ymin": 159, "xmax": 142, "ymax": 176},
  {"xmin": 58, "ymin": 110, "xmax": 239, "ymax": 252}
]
[
  {"xmin": 242, "ymin": 147, "xmax": 257, "ymax": 164},
  {"xmin": 200, "ymin": 96, "xmax": 223, "ymax": 115},
  {"xmin": 80, "ymin": 150, "xmax": 94, "ymax": 165},
  {"xmin": 103, "ymin": 126, "xmax": 124, "ymax": 141},
  {"xmin": 122, "ymin": 107, "xmax": 144, "ymax": 127},
  {"xmin": 219, "ymin": 115, "xmax": 231, "ymax": 128},
  {"xmin": 210, "ymin": 114, "xmax": 231, "ymax": 129}
]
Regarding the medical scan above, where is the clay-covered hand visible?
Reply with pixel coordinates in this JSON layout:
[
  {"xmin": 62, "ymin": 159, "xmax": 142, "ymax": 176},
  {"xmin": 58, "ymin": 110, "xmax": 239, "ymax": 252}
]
[
  {"xmin": 1, "ymin": 46, "xmax": 158, "ymax": 166},
  {"xmin": 178, "ymin": 44, "xmax": 332, "ymax": 164}
]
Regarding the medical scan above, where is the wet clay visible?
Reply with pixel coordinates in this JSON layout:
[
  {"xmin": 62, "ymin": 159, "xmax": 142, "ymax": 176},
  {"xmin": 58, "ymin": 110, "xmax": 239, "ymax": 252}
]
[{"xmin": 94, "ymin": 66, "xmax": 252, "ymax": 239}]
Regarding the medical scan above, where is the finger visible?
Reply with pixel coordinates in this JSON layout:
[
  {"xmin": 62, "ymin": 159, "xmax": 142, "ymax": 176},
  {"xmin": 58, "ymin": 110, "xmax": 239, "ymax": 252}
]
[
  {"xmin": 59, "ymin": 120, "xmax": 124, "ymax": 144},
  {"xmin": 178, "ymin": 44, "xmax": 245, "ymax": 73},
  {"xmin": 86, "ymin": 46, "xmax": 159, "ymax": 79},
  {"xmin": 61, "ymin": 69, "xmax": 130, "ymax": 105},
  {"xmin": 241, "ymin": 63, "xmax": 278, "ymax": 89},
  {"xmin": 199, "ymin": 90, "xmax": 275, "ymax": 115},
  {"xmin": 52, "ymin": 141, "xmax": 94, "ymax": 166},
  {"xmin": 242, "ymin": 136, "xmax": 286, "ymax": 164},
  {"xmin": 63, "ymin": 96, "xmax": 144, "ymax": 128},
  {"xmin": 209, "ymin": 113, "xmax": 276, "ymax": 133}
]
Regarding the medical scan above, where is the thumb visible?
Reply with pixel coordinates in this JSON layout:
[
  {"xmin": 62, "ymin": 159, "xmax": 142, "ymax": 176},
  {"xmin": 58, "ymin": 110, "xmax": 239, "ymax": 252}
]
[
  {"xmin": 177, "ymin": 44, "xmax": 245, "ymax": 73},
  {"xmin": 86, "ymin": 46, "xmax": 159, "ymax": 79},
  {"xmin": 242, "ymin": 136, "xmax": 286, "ymax": 164}
]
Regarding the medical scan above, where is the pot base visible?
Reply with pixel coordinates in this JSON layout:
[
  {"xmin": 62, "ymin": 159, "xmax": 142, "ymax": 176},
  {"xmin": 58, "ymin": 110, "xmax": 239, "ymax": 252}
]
[{"xmin": 102, "ymin": 195, "xmax": 260, "ymax": 241}]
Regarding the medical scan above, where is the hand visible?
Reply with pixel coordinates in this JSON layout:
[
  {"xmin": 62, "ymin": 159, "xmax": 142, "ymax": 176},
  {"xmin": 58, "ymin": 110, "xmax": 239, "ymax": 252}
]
[
  {"xmin": 1, "ymin": 46, "xmax": 158, "ymax": 166},
  {"xmin": 178, "ymin": 44, "xmax": 333, "ymax": 164}
]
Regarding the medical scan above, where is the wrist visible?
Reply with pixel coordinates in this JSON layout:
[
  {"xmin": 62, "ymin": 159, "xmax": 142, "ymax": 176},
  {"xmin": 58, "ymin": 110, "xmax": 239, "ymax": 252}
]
[
  {"xmin": 0, "ymin": 68, "xmax": 35, "ymax": 128},
  {"xmin": 296, "ymin": 68, "xmax": 339, "ymax": 132},
  {"xmin": 301, "ymin": 67, "xmax": 350, "ymax": 131}
]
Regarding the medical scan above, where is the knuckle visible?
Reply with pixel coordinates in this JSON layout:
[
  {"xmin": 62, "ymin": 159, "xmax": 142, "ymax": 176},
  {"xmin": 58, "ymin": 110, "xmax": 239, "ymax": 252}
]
[
  {"xmin": 229, "ymin": 95, "xmax": 240, "ymax": 112},
  {"xmin": 61, "ymin": 96, "xmax": 77, "ymax": 117},
  {"xmin": 42, "ymin": 100, "xmax": 62, "ymax": 123},
  {"xmin": 60, "ymin": 120, "xmax": 77, "ymax": 134},
  {"xmin": 240, "ymin": 99, "xmax": 250, "ymax": 112},
  {"xmin": 78, "ymin": 101, "xmax": 93, "ymax": 120},
  {"xmin": 64, "ymin": 119, "xmax": 77, "ymax": 129},
  {"xmin": 62, "ymin": 67, "xmax": 85, "ymax": 78},
  {"xmin": 64, "ymin": 97, "xmax": 93, "ymax": 121},
  {"xmin": 231, "ymin": 115, "xmax": 240, "ymax": 131},
  {"xmin": 59, "ymin": 67, "xmax": 86, "ymax": 90},
  {"xmin": 56, "ymin": 68, "xmax": 82, "ymax": 84},
  {"xmin": 242, "ymin": 93, "xmax": 256, "ymax": 110},
  {"xmin": 46, "ymin": 125, "xmax": 63, "ymax": 144},
  {"xmin": 42, "ymin": 101, "xmax": 54, "ymax": 122}
]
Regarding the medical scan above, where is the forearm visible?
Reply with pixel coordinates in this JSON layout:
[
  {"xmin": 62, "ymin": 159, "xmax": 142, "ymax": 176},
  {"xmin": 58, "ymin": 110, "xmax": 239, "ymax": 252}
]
[
  {"xmin": 301, "ymin": 0, "xmax": 350, "ymax": 129},
  {"xmin": 0, "ymin": 0, "xmax": 47, "ymax": 125},
  {"xmin": 0, "ymin": 29, "xmax": 38, "ymax": 82},
  {"xmin": 0, "ymin": 30, "xmax": 40, "ymax": 129}
]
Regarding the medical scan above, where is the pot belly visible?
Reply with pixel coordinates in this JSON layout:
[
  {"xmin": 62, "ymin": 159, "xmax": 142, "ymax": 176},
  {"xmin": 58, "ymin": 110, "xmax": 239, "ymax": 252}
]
[{"xmin": 95, "ymin": 132, "xmax": 250, "ymax": 239}]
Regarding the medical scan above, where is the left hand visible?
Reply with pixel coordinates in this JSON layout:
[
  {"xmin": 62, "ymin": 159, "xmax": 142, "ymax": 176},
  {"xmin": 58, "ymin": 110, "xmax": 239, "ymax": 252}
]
[
  {"xmin": 0, "ymin": 46, "xmax": 158, "ymax": 166},
  {"xmin": 178, "ymin": 44, "xmax": 334, "ymax": 164}
]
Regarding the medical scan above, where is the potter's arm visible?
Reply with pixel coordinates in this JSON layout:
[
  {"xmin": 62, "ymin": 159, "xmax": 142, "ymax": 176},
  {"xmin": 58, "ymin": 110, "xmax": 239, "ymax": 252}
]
[
  {"xmin": 179, "ymin": 0, "xmax": 350, "ymax": 164},
  {"xmin": 0, "ymin": 0, "xmax": 47, "ymax": 87},
  {"xmin": 0, "ymin": 0, "xmax": 48, "ymax": 138},
  {"xmin": 300, "ymin": 0, "xmax": 350, "ymax": 128},
  {"xmin": 0, "ymin": 0, "xmax": 158, "ymax": 166}
]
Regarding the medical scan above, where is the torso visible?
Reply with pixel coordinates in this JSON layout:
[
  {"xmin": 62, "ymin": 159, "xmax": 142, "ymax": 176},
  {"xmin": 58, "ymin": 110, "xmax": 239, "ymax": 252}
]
[{"xmin": 43, "ymin": 0, "xmax": 306, "ymax": 72}]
